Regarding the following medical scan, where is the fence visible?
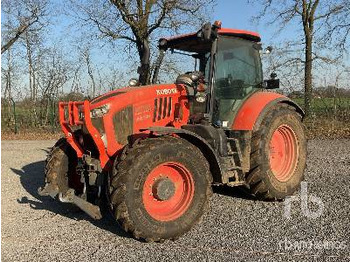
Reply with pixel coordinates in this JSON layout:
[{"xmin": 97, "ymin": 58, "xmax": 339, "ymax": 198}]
[
  {"xmin": 1, "ymin": 96, "xmax": 350, "ymax": 134},
  {"xmin": 1, "ymin": 99, "xmax": 59, "ymax": 134}
]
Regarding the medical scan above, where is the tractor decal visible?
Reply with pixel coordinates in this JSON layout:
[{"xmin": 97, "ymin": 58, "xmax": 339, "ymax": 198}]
[{"xmin": 156, "ymin": 88, "xmax": 178, "ymax": 95}]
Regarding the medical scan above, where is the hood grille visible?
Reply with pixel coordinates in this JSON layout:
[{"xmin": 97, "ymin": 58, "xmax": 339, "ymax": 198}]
[{"xmin": 153, "ymin": 97, "xmax": 172, "ymax": 122}]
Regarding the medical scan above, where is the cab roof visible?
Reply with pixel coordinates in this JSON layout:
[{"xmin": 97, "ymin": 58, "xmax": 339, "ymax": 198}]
[{"xmin": 160, "ymin": 28, "xmax": 261, "ymax": 53}]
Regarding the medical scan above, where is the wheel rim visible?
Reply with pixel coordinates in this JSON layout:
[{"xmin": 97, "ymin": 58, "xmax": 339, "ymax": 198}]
[
  {"xmin": 269, "ymin": 124, "xmax": 299, "ymax": 182},
  {"xmin": 142, "ymin": 162, "xmax": 194, "ymax": 221}
]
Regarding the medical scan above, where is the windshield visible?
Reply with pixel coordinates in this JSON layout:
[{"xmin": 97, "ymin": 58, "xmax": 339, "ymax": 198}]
[
  {"xmin": 155, "ymin": 50, "xmax": 211, "ymax": 83},
  {"xmin": 213, "ymin": 36, "xmax": 263, "ymax": 124},
  {"xmin": 215, "ymin": 36, "xmax": 262, "ymax": 88}
]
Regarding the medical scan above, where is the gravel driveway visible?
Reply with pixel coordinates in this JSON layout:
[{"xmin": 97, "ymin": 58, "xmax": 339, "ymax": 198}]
[{"xmin": 1, "ymin": 139, "xmax": 349, "ymax": 261}]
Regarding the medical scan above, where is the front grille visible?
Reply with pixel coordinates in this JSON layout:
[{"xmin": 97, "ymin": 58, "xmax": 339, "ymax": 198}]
[{"xmin": 153, "ymin": 97, "xmax": 172, "ymax": 122}]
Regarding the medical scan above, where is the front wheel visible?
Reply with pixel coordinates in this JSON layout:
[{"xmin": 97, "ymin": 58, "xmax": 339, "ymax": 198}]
[
  {"xmin": 109, "ymin": 136, "xmax": 212, "ymax": 242},
  {"xmin": 43, "ymin": 138, "xmax": 83, "ymax": 197},
  {"xmin": 246, "ymin": 104, "xmax": 307, "ymax": 200}
]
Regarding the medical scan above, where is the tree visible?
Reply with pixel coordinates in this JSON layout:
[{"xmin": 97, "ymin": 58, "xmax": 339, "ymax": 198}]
[
  {"xmin": 250, "ymin": 0, "xmax": 347, "ymax": 117},
  {"xmin": 2, "ymin": 0, "xmax": 50, "ymax": 103},
  {"xmin": 68, "ymin": 0, "xmax": 215, "ymax": 85},
  {"xmin": 1, "ymin": 0, "xmax": 48, "ymax": 54},
  {"xmin": 104, "ymin": 66, "xmax": 125, "ymax": 91},
  {"xmin": 324, "ymin": 0, "xmax": 350, "ymax": 51},
  {"xmin": 81, "ymin": 47, "xmax": 97, "ymax": 97},
  {"xmin": 36, "ymin": 46, "xmax": 73, "ymax": 125}
]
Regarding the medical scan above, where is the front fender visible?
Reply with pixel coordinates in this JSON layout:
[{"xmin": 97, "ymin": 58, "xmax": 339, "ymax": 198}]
[{"xmin": 145, "ymin": 126, "xmax": 224, "ymax": 183}]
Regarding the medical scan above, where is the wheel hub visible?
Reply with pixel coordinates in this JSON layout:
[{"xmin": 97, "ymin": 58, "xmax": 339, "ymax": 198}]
[
  {"xmin": 152, "ymin": 178, "xmax": 175, "ymax": 201},
  {"xmin": 142, "ymin": 162, "xmax": 194, "ymax": 221},
  {"xmin": 269, "ymin": 124, "xmax": 298, "ymax": 182}
]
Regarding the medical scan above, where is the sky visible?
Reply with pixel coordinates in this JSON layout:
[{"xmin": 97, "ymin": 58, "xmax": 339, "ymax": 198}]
[
  {"xmin": 55, "ymin": 1, "xmax": 300, "ymax": 61},
  {"xmin": 214, "ymin": 1, "xmax": 310, "ymax": 57},
  {"xmin": 90, "ymin": 0, "xmax": 299, "ymax": 63},
  {"xmin": 1, "ymin": 0, "xmax": 349, "ymax": 97},
  {"xmin": 215, "ymin": 0, "xmax": 292, "ymax": 42},
  {"xmin": 79, "ymin": 0, "xmax": 301, "ymax": 79},
  {"xmin": 83, "ymin": 0, "xmax": 303, "ymax": 77}
]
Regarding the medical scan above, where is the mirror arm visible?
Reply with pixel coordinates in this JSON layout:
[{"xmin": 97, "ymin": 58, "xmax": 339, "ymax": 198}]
[{"xmin": 152, "ymin": 48, "xmax": 166, "ymax": 84}]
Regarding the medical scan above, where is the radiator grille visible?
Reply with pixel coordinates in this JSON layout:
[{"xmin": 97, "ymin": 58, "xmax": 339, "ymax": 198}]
[{"xmin": 153, "ymin": 97, "xmax": 172, "ymax": 122}]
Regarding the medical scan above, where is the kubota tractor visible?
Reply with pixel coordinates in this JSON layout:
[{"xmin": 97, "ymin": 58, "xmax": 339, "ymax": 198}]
[{"xmin": 39, "ymin": 22, "xmax": 307, "ymax": 242}]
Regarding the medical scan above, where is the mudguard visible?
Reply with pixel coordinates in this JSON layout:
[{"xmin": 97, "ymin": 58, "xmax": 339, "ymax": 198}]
[
  {"xmin": 231, "ymin": 91, "xmax": 304, "ymax": 131},
  {"xmin": 145, "ymin": 126, "xmax": 224, "ymax": 183}
]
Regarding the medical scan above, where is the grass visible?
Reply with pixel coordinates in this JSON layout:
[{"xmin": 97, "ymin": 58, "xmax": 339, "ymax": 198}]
[{"xmin": 293, "ymin": 97, "xmax": 350, "ymax": 116}]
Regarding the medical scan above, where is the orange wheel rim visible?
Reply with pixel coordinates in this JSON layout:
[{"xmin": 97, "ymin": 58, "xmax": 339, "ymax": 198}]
[
  {"xmin": 142, "ymin": 162, "xmax": 194, "ymax": 221},
  {"xmin": 269, "ymin": 124, "xmax": 299, "ymax": 182}
]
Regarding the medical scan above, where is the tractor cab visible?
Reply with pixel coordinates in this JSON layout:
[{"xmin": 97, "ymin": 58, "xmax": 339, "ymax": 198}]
[{"xmin": 156, "ymin": 22, "xmax": 267, "ymax": 127}]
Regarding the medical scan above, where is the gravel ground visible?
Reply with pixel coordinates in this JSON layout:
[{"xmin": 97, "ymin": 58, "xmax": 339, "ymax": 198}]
[{"xmin": 1, "ymin": 139, "xmax": 349, "ymax": 261}]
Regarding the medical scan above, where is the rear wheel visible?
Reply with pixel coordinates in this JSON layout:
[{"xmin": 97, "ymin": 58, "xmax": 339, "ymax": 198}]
[
  {"xmin": 109, "ymin": 136, "xmax": 212, "ymax": 242},
  {"xmin": 246, "ymin": 104, "xmax": 307, "ymax": 200}
]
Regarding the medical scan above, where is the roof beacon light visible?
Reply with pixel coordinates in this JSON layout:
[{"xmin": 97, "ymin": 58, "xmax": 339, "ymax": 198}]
[{"xmin": 214, "ymin": 20, "xmax": 222, "ymax": 29}]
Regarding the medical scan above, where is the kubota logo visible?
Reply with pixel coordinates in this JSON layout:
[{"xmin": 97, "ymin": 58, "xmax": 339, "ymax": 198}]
[{"xmin": 156, "ymin": 88, "xmax": 178, "ymax": 95}]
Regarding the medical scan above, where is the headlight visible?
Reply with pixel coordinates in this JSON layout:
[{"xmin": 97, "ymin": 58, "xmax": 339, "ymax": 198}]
[{"xmin": 90, "ymin": 104, "xmax": 110, "ymax": 118}]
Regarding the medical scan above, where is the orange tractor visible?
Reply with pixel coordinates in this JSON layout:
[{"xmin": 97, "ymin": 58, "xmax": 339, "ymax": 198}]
[{"xmin": 39, "ymin": 22, "xmax": 306, "ymax": 241}]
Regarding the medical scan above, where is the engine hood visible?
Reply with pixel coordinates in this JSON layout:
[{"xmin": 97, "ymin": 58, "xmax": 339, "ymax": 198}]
[
  {"xmin": 90, "ymin": 89, "xmax": 128, "ymax": 106},
  {"xmin": 89, "ymin": 83, "xmax": 183, "ymax": 110}
]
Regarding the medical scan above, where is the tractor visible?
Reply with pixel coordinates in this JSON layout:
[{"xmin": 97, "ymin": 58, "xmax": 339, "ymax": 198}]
[{"xmin": 38, "ymin": 21, "xmax": 307, "ymax": 242}]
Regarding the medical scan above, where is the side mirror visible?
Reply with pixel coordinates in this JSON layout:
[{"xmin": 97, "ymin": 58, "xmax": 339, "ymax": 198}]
[
  {"xmin": 264, "ymin": 79, "xmax": 280, "ymax": 89},
  {"xmin": 263, "ymin": 72, "xmax": 279, "ymax": 89}
]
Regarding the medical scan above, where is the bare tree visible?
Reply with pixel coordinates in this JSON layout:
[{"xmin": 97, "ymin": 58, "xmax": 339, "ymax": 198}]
[
  {"xmin": 68, "ymin": 0, "xmax": 215, "ymax": 85},
  {"xmin": 250, "ymin": 0, "xmax": 347, "ymax": 117},
  {"xmin": 103, "ymin": 66, "xmax": 125, "ymax": 91},
  {"xmin": 70, "ymin": 65, "xmax": 83, "ymax": 94},
  {"xmin": 2, "ymin": 0, "xmax": 50, "ymax": 104},
  {"xmin": 324, "ymin": 0, "xmax": 350, "ymax": 51},
  {"xmin": 1, "ymin": 0, "xmax": 48, "ymax": 54},
  {"xmin": 2, "ymin": 50, "xmax": 13, "ymax": 102},
  {"xmin": 1, "ymin": 49, "xmax": 15, "ymax": 123},
  {"xmin": 80, "ymin": 47, "xmax": 97, "ymax": 97},
  {"xmin": 22, "ymin": 13, "xmax": 48, "ymax": 102},
  {"xmin": 24, "ymin": 29, "xmax": 36, "ymax": 100},
  {"xmin": 36, "ymin": 47, "xmax": 73, "ymax": 125}
]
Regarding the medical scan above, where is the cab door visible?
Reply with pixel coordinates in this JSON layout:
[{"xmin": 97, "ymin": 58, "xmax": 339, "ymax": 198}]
[{"xmin": 213, "ymin": 36, "xmax": 263, "ymax": 127}]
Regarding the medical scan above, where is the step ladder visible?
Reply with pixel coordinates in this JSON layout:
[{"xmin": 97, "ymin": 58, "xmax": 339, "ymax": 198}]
[{"xmin": 222, "ymin": 138, "xmax": 247, "ymax": 187}]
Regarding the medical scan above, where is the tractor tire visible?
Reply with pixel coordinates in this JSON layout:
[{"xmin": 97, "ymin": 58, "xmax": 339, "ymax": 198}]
[
  {"xmin": 44, "ymin": 138, "xmax": 83, "ymax": 196},
  {"xmin": 109, "ymin": 136, "xmax": 212, "ymax": 242},
  {"xmin": 245, "ymin": 104, "xmax": 307, "ymax": 200}
]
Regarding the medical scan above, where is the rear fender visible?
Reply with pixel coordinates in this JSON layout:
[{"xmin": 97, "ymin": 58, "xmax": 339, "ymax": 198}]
[{"xmin": 232, "ymin": 92, "xmax": 304, "ymax": 131}]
